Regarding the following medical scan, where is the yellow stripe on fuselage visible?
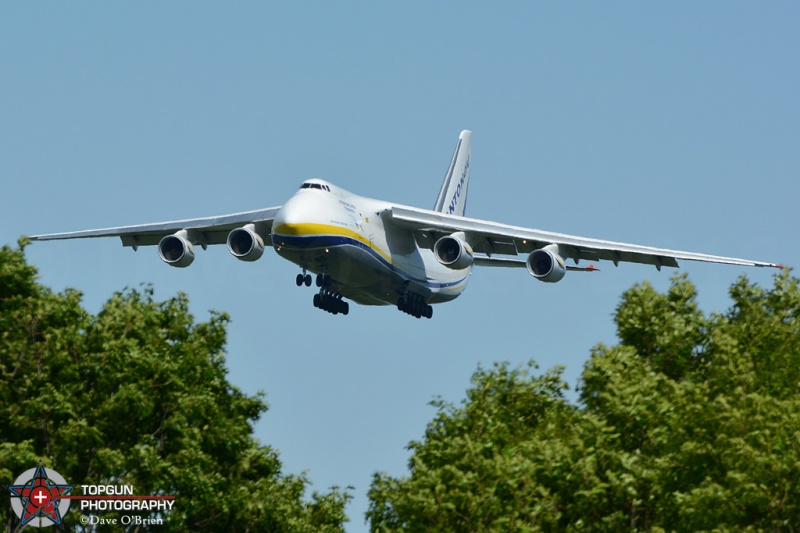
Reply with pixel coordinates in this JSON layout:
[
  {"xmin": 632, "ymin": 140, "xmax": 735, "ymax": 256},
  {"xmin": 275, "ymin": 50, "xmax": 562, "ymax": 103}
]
[
  {"xmin": 273, "ymin": 222, "xmax": 468, "ymax": 296},
  {"xmin": 273, "ymin": 222, "xmax": 393, "ymax": 264}
]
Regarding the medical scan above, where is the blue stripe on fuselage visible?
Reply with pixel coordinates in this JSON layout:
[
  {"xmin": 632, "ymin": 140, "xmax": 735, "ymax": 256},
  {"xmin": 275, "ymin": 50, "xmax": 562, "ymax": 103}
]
[{"xmin": 273, "ymin": 233, "xmax": 468, "ymax": 290}]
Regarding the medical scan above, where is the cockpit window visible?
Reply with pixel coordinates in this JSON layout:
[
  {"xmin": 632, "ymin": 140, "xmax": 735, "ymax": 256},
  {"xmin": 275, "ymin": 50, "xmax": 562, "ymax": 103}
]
[{"xmin": 300, "ymin": 183, "xmax": 331, "ymax": 191}]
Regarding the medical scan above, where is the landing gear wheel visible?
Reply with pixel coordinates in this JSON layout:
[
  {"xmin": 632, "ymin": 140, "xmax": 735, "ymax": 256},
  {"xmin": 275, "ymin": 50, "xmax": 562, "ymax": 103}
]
[
  {"xmin": 313, "ymin": 289, "xmax": 349, "ymax": 316},
  {"xmin": 397, "ymin": 293, "xmax": 433, "ymax": 319},
  {"xmin": 296, "ymin": 274, "xmax": 304, "ymax": 287},
  {"xmin": 304, "ymin": 274, "xmax": 312, "ymax": 287}
]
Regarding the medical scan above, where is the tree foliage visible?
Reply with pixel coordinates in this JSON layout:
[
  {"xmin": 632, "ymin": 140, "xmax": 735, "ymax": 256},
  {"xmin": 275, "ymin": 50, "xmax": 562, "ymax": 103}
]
[
  {"xmin": 368, "ymin": 272, "xmax": 800, "ymax": 532},
  {"xmin": 0, "ymin": 242, "xmax": 350, "ymax": 532}
]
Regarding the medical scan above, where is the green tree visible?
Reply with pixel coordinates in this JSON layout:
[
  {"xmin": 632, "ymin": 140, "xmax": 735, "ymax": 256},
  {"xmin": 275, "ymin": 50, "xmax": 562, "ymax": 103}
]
[
  {"xmin": 368, "ymin": 272, "xmax": 800, "ymax": 532},
  {"xmin": 0, "ymin": 241, "xmax": 350, "ymax": 532}
]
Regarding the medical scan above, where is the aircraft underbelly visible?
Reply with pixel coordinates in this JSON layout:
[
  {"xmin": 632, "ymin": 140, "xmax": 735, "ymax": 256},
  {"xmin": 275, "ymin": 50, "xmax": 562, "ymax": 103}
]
[
  {"xmin": 274, "ymin": 241, "xmax": 391, "ymax": 304},
  {"xmin": 273, "ymin": 239, "xmax": 466, "ymax": 307}
]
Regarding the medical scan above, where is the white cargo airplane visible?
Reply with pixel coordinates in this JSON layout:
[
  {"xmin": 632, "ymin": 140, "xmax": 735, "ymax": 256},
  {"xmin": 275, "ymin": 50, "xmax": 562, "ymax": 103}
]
[{"xmin": 31, "ymin": 130, "xmax": 783, "ymax": 318}]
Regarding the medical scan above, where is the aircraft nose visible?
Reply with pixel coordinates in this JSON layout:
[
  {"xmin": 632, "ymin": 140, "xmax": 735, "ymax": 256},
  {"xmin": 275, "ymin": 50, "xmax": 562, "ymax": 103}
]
[
  {"xmin": 272, "ymin": 195, "xmax": 313, "ymax": 247},
  {"xmin": 273, "ymin": 196, "xmax": 305, "ymax": 230}
]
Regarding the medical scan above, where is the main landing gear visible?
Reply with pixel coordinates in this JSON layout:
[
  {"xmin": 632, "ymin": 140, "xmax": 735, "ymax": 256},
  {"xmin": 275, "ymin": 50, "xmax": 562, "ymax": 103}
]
[
  {"xmin": 398, "ymin": 293, "xmax": 433, "ymax": 319},
  {"xmin": 314, "ymin": 290, "xmax": 349, "ymax": 315},
  {"xmin": 295, "ymin": 269, "xmax": 350, "ymax": 316}
]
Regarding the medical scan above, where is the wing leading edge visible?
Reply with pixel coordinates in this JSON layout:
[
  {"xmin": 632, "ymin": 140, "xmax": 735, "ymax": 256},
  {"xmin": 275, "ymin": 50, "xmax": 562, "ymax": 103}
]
[
  {"xmin": 388, "ymin": 205, "xmax": 782, "ymax": 270},
  {"xmin": 30, "ymin": 207, "xmax": 282, "ymax": 249}
]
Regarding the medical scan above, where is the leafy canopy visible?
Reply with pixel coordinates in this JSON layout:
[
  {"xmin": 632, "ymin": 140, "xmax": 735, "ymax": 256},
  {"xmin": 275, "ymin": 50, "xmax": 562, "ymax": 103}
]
[
  {"xmin": 368, "ymin": 272, "xmax": 800, "ymax": 532},
  {"xmin": 0, "ymin": 241, "xmax": 350, "ymax": 532}
]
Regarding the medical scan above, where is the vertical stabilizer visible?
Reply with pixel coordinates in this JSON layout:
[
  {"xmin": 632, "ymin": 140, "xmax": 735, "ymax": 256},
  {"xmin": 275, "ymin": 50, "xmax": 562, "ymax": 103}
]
[{"xmin": 433, "ymin": 130, "xmax": 472, "ymax": 217}]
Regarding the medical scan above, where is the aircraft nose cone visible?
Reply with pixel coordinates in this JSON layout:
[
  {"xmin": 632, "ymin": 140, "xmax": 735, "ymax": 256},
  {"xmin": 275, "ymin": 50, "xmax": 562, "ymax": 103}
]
[
  {"xmin": 273, "ymin": 198, "xmax": 306, "ymax": 234},
  {"xmin": 272, "ymin": 195, "xmax": 316, "ymax": 250}
]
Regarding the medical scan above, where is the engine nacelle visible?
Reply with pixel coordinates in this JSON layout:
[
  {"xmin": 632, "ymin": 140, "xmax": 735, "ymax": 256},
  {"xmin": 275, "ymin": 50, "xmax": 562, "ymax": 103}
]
[
  {"xmin": 158, "ymin": 232, "xmax": 195, "ymax": 268},
  {"xmin": 227, "ymin": 224, "xmax": 265, "ymax": 262},
  {"xmin": 434, "ymin": 234, "xmax": 474, "ymax": 270},
  {"xmin": 526, "ymin": 247, "xmax": 567, "ymax": 283}
]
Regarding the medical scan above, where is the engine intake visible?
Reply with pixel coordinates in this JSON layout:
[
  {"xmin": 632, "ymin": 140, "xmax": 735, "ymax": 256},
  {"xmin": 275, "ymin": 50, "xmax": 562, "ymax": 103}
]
[
  {"xmin": 434, "ymin": 234, "xmax": 474, "ymax": 270},
  {"xmin": 227, "ymin": 225, "xmax": 265, "ymax": 262},
  {"xmin": 158, "ymin": 232, "xmax": 195, "ymax": 268},
  {"xmin": 526, "ymin": 247, "xmax": 566, "ymax": 283}
]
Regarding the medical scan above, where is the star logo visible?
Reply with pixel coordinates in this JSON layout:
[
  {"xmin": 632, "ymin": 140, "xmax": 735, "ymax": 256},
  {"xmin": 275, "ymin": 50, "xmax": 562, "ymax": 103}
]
[{"xmin": 7, "ymin": 465, "xmax": 73, "ymax": 528}]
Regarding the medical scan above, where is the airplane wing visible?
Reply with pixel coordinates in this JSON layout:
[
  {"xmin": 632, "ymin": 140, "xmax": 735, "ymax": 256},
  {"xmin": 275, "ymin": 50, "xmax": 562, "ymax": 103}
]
[
  {"xmin": 30, "ymin": 207, "xmax": 282, "ymax": 249},
  {"xmin": 388, "ymin": 205, "xmax": 782, "ymax": 270}
]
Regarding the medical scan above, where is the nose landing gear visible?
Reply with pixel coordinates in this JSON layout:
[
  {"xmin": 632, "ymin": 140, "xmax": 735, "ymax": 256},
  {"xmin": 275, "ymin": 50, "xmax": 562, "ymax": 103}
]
[{"xmin": 296, "ymin": 269, "xmax": 349, "ymax": 316}]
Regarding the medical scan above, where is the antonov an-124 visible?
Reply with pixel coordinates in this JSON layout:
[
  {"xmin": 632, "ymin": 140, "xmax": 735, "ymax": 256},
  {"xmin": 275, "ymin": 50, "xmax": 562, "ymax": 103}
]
[{"xmin": 31, "ymin": 131, "xmax": 783, "ymax": 319}]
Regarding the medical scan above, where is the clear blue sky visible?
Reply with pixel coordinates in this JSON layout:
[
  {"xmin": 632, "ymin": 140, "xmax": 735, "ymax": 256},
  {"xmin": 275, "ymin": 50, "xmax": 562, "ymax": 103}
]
[{"xmin": 3, "ymin": 3, "xmax": 798, "ymax": 531}]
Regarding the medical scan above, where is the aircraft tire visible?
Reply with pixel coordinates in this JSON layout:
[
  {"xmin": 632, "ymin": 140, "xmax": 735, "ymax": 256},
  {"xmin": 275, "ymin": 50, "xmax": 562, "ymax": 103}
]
[{"xmin": 396, "ymin": 295, "xmax": 433, "ymax": 319}]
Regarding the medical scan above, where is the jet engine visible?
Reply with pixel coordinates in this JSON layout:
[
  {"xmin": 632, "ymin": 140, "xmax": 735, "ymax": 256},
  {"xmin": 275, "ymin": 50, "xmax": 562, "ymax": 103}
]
[
  {"xmin": 227, "ymin": 224, "xmax": 265, "ymax": 262},
  {"xmin": 526, "ymin": 247, "xmax": 567, "ymax": 283},
  {"xmin": 158, "ymin": 231, "xmax": 195, "ymax": 268},
  {"xmin": 434, "ymin": 233, "xmax": 474, "ymax": 270}
]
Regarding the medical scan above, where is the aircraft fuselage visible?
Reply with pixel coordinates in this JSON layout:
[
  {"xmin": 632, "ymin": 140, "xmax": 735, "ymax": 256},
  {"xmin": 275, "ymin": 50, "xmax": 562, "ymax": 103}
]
[{"xmin": 271, "ymin": 179, "xmax": 470, "ymax": 307}]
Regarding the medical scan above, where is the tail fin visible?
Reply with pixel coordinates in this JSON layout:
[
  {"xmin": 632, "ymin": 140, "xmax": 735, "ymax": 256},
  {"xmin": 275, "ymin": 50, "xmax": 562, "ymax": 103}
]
[{"xmin": 433, "ymin": 130, "xmax": 472, "ymax": 217}]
